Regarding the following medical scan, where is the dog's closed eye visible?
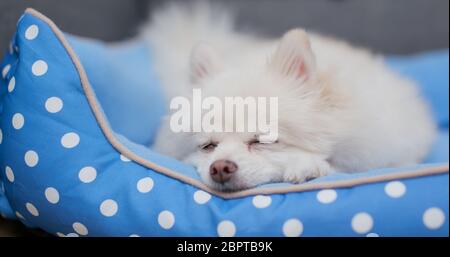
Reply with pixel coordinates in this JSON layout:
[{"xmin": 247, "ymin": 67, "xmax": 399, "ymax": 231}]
[
  {"xmin": 200, "ymin": 142, "xmax": 217, "ymax": 152},
  {"xmin": 247, "ymin": 138, "xmax": 261, "ymax": 146},
  {"xmin": 247, "ymin": 137, "xmax": 279, "ymax": 151}
]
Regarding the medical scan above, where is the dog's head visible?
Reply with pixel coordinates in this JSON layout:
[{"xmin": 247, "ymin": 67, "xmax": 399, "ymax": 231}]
[{"xmin": 181, "ymin": 29, "xmax": 342, "ymax": 191}]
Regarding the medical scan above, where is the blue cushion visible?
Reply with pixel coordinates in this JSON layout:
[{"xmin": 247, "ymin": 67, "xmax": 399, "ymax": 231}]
[
  {"xmin": 67, "ymin": 36, "xmax": 166, "ymax": 146},
  {"xmin": 387, "ymin": 50, "xmax": 449, "ymax": 129},
  {"xmin": 0, "ymin": 9, "xmax": 448, "ymax": 236}
]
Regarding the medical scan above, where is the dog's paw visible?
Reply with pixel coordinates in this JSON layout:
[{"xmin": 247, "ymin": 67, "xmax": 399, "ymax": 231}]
[{"xmin": 283, "ymin": 155, "xmax": 332, "ymax": 184}]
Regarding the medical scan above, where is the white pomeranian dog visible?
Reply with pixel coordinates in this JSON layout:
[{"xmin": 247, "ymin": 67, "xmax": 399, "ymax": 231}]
[{"xmin": 143, "ymin": 2, "xmax": 435, "ymax": 191}]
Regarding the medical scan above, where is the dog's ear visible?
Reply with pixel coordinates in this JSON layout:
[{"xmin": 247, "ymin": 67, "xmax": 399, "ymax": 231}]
[
  {"xmin": 269, "ymin": 29, "xmax": 316, "ymax": 81},
  {"xmin": 190, "ymin": 43, "xmax": 222, "ymax": 84}
]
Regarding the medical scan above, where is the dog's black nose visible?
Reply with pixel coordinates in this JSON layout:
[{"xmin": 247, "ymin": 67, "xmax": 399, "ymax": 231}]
[{"xmin": 209, "ymin": 159, "xmax": 238, "ymax": 183}]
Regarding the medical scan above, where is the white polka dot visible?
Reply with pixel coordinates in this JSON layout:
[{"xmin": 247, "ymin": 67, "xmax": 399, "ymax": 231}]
[
  {"xmin": 26, "ymin": 202, "xmax": 39, "ymax": 216},
  {"xmin": 129, "ymin": 234, "xmax": 140, "ymax": 237},
  {"xmin": 56, "ymin": 232, "xmax": 65, "ymax": 237},
  {"xmin": 12, "ymin": 113, "xmax": 24, "ymax": 129},
  {"xmin": 73, "ymin": 222, "xmax": 88, "ymax": 235},
  {"xmin": 24, "ymin": 150, "xmax": 39, "ymax": 167},
  {"xmin": 384, "ymin": 181, "xmax": 406, "ymax": 198},
  {"xmin": 5, "ymin": 166, "xmax": 14, "ymax": 183},
  {"xmin": 282, "ymin": 218, "xmax": 303, "ymax": 237},
  {"xmin": 120, "ymin": 154, "xmax": 131, "ymax": 162},
  {"xmin": 158, "ymin": 210, "xmax": 175, "ymax": 229},
  {"xmin": 316, "ymin": 189, "xmax": 337, "ymax": 204},
  {"xmin": 217, "ymin": 220, "xmax": 236, "ymax": 237},
  {"xmin": 100, "ymin": 199, "xmax": 118, "ymax": 217},
  {"xmin": 8, "ymin": 77, "xmax": 15, "ymax": 93},
  {"xmin": 0, "ymin": 128, "xmax": 2, "ymax": 144},
  {"xmin": 366, "ymin": 233, "xmax": 379, "ymax": 237},
  {"xmin": 15, "ymin": 211, "xmax": 24, "ymax": 219},
  {"xmin": 25, "ymin": 24, "xmax": 39, "ymax": 40},
  {"xmin": 137, "ymin": 177, "xmax": 154, "ymax": 193},
  {"xmin": 32, "ymin": 60, "xmax": 48, "ymax": 76},
  {"xmin": 252, "ymin": 195, "xmax": 272, "ymax": 208},
  {"xmin": 352, "ymin": 212, "xmax": 373, "ymax": 234},
  {"xmin": 423, "ymin": 207, "xmax": 445, "ymax": 230},
  {"xmin": 193, "ymin": 190, "xmax": 211, "ymax": 204},
  {"xmin": 66, "ymin": 233, "xmax": 79, "ymax": 237},
  {"xmin": 61, "ymin": 132, "xmax": 80, "ymax": 148},
  {"xmin": 45, "ymin": 187, "xmax": 60, "ymax": 204},
  {"xmin": 78, "ymin": 166, "xmax": 97, "ymax": 183},
  {"xmin": 45, "ymin": 97, "xmax": 63, "ymax": 113},
  {"xmin": 2, "ymin": 64, "xmax": 10, "ymax": 78}
]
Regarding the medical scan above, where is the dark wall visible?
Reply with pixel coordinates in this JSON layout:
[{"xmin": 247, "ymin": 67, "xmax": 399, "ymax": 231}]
[
  {"xmin": 0, "ymin": 0, "xmax": 449, "ymax": 60},
  {"xmin": 0, "ymin": 0, "xmax": 149, "ymax": 42},
  {"xmin": 225, "ymin": 0, "xmax": 449, "ymax": 54}
]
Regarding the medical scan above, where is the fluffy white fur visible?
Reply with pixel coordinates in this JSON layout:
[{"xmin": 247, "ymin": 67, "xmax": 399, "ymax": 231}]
[{"xmin": 142, "ymin": 2, "xmax": 436, "ymax": 191}]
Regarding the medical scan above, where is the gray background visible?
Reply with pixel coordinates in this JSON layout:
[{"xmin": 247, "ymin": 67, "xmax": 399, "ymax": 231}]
[{"xmin": 0, "ymin": 0, "xmax": 449, "ymax": 60}]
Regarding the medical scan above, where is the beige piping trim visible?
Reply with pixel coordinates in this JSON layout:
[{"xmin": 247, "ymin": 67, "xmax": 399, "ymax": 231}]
[{"xmin": 24, "ymin": 8, "xmax": 449, "ymax": 199}]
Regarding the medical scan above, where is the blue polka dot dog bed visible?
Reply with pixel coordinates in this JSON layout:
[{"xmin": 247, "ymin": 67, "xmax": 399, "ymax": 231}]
[{"xmin": 0, "ymin": 9, "xmax": 449, "ymax": 237}]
